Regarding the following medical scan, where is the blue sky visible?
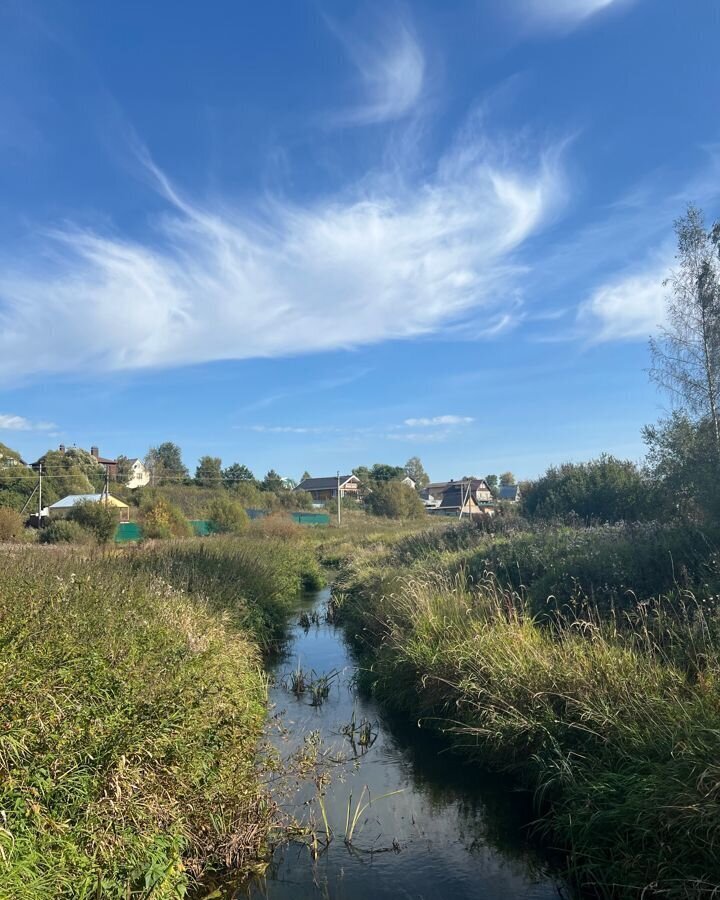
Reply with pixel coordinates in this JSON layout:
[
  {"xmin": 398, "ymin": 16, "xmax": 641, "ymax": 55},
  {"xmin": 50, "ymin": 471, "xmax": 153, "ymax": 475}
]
[{"xmin": 1, "ymin": 0, "xmax": 718, "ymax": 480}]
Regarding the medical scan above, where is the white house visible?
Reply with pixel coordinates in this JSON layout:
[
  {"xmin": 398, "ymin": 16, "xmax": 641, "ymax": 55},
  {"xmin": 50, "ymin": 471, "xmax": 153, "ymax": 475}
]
[{"xmin": 125, "ymin": 458, "xmax": 150, "ymax": 489}]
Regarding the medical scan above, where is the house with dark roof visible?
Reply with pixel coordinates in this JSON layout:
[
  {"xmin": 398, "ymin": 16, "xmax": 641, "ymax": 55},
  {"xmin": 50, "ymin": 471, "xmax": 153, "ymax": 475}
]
[
  {"xmin": 498, "ymin": 484, "xmax": 521, "ymax": 502},
  {"xmin": 89, "ymin": 446, "xmax": 118, "ymax": 479},
  {"xmin": 294, "ymin": 475, "xmax": 361, "ymax": 503},
  {"xmin": 420, "ymin": 478, "xmax": 496, "ymax": 517},
  {"xmin": 421, "ymin": 478, "xmax": 494, "ymax": 510}
]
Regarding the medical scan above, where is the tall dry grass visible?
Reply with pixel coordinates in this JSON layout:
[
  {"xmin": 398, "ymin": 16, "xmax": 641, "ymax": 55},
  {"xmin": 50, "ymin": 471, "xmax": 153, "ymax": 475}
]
[
  {"xmin": 335, "ymin": 527, "xmax": 720, "ymax": 898},
  {"xmin": 0, "ymin": 533, "xmax": 323, "ymax": 899}
]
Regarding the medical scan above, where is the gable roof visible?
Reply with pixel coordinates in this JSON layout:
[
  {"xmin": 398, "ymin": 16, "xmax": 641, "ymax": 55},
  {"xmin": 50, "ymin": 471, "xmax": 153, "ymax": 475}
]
[
  {"xmin": 422, "ymin": 478, "xmax": 490, "ymax": 495},
  {"xmin": 438, "ymin": 483, "xmax": 480, "ymax": 509},
  {"xmin": 295, "ymin": 475, "xmax": 358, "ymax": 491},
  {"xmin": 49, "ymin": 493, "xmax": 129, "ymax": 510},
  {"xmin": 498, "ymin": 484, "xmax": 520, "ymax": 501}
]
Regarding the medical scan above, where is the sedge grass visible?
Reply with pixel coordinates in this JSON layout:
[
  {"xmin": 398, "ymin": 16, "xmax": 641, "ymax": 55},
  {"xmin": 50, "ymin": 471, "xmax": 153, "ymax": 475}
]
[
  {"xmin": 336, "ymin": 532, "xmax": 720, "ymax": 898},
  {"xmin": 0, "ymin": 535, "xmax": 320, "ymax": 899}
]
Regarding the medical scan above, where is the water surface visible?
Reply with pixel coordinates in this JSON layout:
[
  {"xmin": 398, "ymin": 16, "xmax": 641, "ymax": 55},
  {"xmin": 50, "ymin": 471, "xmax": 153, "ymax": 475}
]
[{"xmin": 230, "ymin": 588, "xmax": 566, "ymax": 899}]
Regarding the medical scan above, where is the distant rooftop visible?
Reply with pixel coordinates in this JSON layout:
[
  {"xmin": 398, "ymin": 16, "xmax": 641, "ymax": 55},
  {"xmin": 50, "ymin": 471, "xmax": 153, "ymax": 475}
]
[
  {"xmin": 49, "ymin": 493, "xmax": 129, "ymax": 509},
  {"xmin": 295, "ymin": 475, "xmax": 357, "ymax": 491}
]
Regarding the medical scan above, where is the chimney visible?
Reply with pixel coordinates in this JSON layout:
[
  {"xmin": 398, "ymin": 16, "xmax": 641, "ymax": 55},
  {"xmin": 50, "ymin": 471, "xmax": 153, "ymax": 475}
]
[
  {"xmin": 59, "ymin": 444, "xmax": 65, "ymax": 453},
  {"xmin": 91, "ymin": 446, "xmax": 99, "ymax": 458}
]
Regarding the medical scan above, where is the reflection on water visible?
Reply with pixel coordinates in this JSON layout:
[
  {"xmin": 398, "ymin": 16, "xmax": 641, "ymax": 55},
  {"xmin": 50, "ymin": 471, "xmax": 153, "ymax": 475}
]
[{"xmin": 221, "ymin": 588, "xmax": 566, "ymax": 900}]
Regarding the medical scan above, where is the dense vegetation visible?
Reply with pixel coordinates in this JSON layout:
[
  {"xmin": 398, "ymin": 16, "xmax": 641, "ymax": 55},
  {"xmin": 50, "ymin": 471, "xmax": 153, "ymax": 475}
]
[
  {"xmin": 0, "ymin": 535, "xmax": 322, "ymax": 899},
  {"xmin": 333, "ymin": 520, "xmax": 720, "ymax": 897}
]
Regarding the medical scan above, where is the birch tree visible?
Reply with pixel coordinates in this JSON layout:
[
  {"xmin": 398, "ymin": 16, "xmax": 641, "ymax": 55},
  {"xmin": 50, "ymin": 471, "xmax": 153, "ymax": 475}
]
[{"xmin": 650, "ymin": 205, "xmax": 720, "ymax": 459}]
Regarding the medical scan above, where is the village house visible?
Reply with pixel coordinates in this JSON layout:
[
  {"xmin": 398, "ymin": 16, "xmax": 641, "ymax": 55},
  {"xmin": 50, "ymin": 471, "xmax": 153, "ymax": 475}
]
[
  {"xmin": 498, "ymin": 483, "xmax": 521, "ymax": 502},
  {"xmin": 0, "ymin": 444, "xmax": 27, "ymax": 468},
  {"xmin": 421, "ymin": 478, "xmax": 496, "ymax": 517},
  {"xmin": 32, "ymin": 444, "xmax": 149, "ymax": 489},
  {"xmin": 48, "ymin": 493, "xmax": 130, "ymax": 522},
  {"xmin": 124, "ymin": 458, "xmax": 150, "ymax": 489},
  {"xmin": 294, "ymin": 474, "xmax": 361, "ymax": 503},
  {"xmin": 89, "ymin": 446, "xmax": 118, "ymax": 479}
]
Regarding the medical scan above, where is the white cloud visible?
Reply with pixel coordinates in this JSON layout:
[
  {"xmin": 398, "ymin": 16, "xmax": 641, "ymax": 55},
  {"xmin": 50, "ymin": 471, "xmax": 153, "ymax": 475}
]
[
  {"xmin": 250, "ymin": 425, "xmax": 331, "ymax": 434},
  {"xmin": 331, "ymin": 16, "xmax": 425, "ymax": 125},
  {"xmin": 404, "ymin": 415, "xmax": 474, "ymax": 426},
  {"xmin": 0, "ymin": 132, "xmax": 567, "ymax": 383},
  {"xmin": 519, "ymin": 0, "xmax": 634, "ymax": 30},
  {"xmin": 578, "ymin": 258, "xmax": 669, "ymax": 341},
  {"xmin": 0, "ymin": 413, "xmax": 54, "ymax": 431},
  {"xmin": 388, "ymin": 430, "xmax": 451, "ymax": 443}
]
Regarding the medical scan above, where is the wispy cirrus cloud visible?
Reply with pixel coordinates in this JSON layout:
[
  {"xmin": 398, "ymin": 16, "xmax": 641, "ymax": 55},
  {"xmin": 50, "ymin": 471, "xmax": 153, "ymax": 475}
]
[
  {"xmin": 404, "ymin": 415, "xmax": 474, "ymax": 426},
  {"xmin": 578, "ymin": 256, "xmax": 669, "ymax": 342},
  {"xmin": 329, "ymin": 13, "xmax": 425, "ymax": 126},
  {"xmin": 0, "ymin": 125, "xmax": 567, "ymax": 384},
  {"xmin": 0, "ymin": 413, "xmax": 54, "ymax": 431},
  {"xmin": 517, "ymin": 0, "xmax": 635, "ymax": 31},
  {"xmin": 535, "ymin": 149, "xmax": 720, "ymax": 344}
]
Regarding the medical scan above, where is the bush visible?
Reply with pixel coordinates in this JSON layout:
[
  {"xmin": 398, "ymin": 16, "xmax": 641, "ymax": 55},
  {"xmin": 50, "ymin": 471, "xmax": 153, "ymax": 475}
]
[
  {"xmin": 0, "ymin": 507, "xmax": 24, "ymax": 541},
  {"xmin": 39, "ymin": 520, "xmax": 90, "ymax": 544},
  {"xmin": 206, "ymin": 496, "xmax": 249, "ymax": 534},
  {"xmin": 252, "ymin": 513, "xmax": 302, "ymax": 539},
  {"xmin": 68, "ymin": 499, "xmax": 118, "ymax": 544},
  {"xmin": 463, "ymin": 522, "xmax": 720, "ymax": 616},
  {"xmin": 523, "ymin": 455, "xmax": 651, "ymax": 523},
  {"xmin": 141, "ymin": 496, "xmax": 191, "ymax": 539},
  {"xmin": 365, "ymin": 481, "xmax": 426, "ymax": 519}
]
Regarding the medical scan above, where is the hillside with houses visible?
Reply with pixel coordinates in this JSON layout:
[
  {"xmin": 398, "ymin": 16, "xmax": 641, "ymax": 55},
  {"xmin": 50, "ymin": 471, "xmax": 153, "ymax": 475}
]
[{"xmin": 0, "ymin": 440, "xmax": 524, "ymax": 543}]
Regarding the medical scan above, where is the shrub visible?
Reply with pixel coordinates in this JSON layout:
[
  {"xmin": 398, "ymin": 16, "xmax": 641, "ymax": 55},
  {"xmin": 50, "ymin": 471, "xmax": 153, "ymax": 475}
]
[
  {"xmin": 141, "ymin": 496, "xmax": 191, "ymax": 539},
  {"xmin": 523, "ymin": 455, "xmax": 651, "ymax": 523},
  {"xmin": 39, "ymin": 520, "xmax": 90, "ymax": 544},
  {"xmin": 365, "ymin": 481, "xmax": 426, "ymax": 519},
  {"xmin": 0, "ymin": 507, "xmax": 24, "ymax": 541},
  {"xmin": 206, "ymin": 495, "xmax": 249, "ymax": 534},
  {"xmin": 68, "ymin": 499, "xmax": 118, "ymax": 543},
  {"xmin": 252, "ymin": 513, "xmax": 302, "ymax": 539}
]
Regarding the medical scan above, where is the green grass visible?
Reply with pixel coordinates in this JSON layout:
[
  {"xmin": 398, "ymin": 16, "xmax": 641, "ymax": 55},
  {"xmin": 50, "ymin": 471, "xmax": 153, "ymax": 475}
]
[
  {"xmin": 0, "ymin": 533, "xmax": 323, "ymax": 899},
  {"xmin": 129, "ymin": 534, "xmax": 324, "ymax": 649},
  {"xmin": 335, "ymin": 523, "xmax": 720, "ymax": 898}
]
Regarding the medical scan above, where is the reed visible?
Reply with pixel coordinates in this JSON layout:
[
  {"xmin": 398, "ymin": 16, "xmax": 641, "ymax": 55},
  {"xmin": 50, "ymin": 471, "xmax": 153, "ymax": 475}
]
[
  {"xmin": 335, "ymin": 527, "xmax": 720, "ymax": 898},
  {"xmin": 0, "ymin": 536, "xmax": 319, "ymax": 899}
]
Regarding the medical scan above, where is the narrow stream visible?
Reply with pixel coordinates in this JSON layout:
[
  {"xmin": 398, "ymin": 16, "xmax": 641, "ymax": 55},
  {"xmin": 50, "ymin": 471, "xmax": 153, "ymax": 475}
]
[{"xmin": 228, "ymin": 588, "xmax": 567, "ymax": 899}]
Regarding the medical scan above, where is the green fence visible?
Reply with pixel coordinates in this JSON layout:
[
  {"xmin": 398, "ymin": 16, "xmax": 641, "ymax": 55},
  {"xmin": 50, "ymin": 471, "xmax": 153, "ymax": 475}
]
[
  {"xmin": 114, "ymin": 513, "xmax": 328, "ymax": 542},
  {"xmin": 290, "ymin": 512, "xmax": 330, "ymax": 525},
  {"xmin": 115, "ymin": 522, "xmax": 142, "ymax": 543},
  {"xmin": 188, "ymin": 519, "xmax": 218, "ymax": 537}
]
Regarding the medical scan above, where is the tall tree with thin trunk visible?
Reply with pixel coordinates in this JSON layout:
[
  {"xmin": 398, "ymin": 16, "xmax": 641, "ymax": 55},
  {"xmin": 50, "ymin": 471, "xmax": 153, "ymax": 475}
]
[{"xmin": 650, "ymin": 205, "xmax": 720, "ymax": 460}]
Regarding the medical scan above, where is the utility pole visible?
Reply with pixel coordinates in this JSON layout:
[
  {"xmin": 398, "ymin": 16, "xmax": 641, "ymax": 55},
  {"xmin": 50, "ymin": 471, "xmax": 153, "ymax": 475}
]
[
  {"xmin": 38, "ymin": 463, "xmax": 42, "ymax": 522},
  {"xmin": 337, "ymin": 470, "xmax": 341, "ymax": 526},
  {"xmin": 459, "ymin": 480, "xmax": 471, "ymax": 520}
]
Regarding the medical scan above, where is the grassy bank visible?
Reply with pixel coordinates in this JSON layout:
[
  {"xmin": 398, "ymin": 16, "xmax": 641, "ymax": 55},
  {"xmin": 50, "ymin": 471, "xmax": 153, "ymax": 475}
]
[
  {"xmin": 335, "ymin": 522, "xmax": 720, "ymax": 898},
  {"xmin": 0, "ymin": 535, "xmax": 323, "ymax": 899}
]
